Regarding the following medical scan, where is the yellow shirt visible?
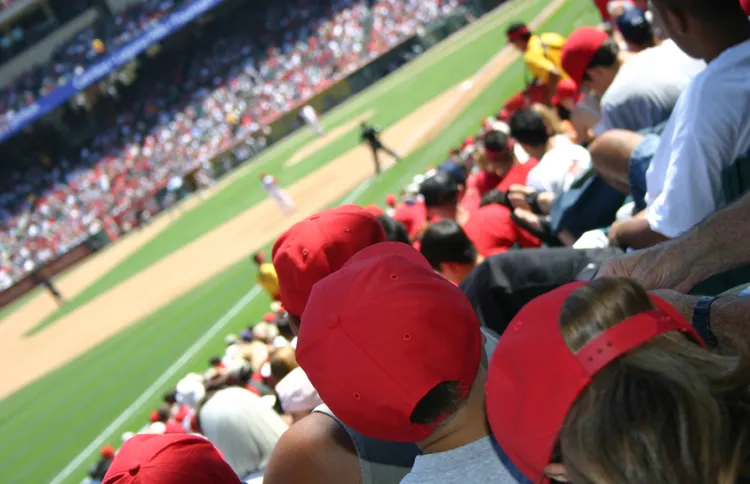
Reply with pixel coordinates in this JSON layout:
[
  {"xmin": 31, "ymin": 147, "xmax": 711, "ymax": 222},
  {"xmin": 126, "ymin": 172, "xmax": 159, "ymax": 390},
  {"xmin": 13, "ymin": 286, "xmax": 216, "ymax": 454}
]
[
  {"xmin": 524, "ymin": 33, "xmax": 568, "ymax": 84},
  {"xmin": 257, "ymin": 262, "xmax": 280, "ymax": 298}
]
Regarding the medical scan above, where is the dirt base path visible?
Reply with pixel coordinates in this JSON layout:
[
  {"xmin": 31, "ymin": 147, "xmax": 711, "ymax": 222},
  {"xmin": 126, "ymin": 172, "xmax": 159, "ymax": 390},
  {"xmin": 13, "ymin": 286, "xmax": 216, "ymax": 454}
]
[
  {"xmin": 285, "ymin": 110, "xmax": 375, "ymax": 167},
  {"xmin": 0, "ymin": 0, "xmax": 567, "ymax": 399}
]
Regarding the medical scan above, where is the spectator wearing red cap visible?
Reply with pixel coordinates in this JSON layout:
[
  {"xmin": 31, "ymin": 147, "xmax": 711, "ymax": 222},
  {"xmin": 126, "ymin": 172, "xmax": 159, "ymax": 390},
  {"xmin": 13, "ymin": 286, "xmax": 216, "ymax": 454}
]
[
  {"xmin": 298, "ymin": 242, "xmax": 522, "ymax": 484},
  {"xmin": 506, "ymin": 22, "xmax": 568, "ymax": 106},
  {"xmin": 561, "ymin": 26, "xmax": 703, "ymax": 139},
  {"xmin": 384, "ymin": 193, "xmax": 397, "ymax": 215},
  {"xmin": 195, "ymin": 387, "xmax": 287, "ymax": 482},
  {"xmin": 265, "ymin": 205, "xmax": 420, "ymax": 484},
  {"xmin": 419, "ymin": 171, "xmax": 540, "ymax": 257},
  {"xmin": 252, "ymin": 252, "xmax": 280, "ymax": 302},
  {"xmin": 486, "ymin": 278, "xmax": 750, "ymax": 483},
  {"xmin": 88, "ymin": 446, "xmax": 116, "ymax": 482},
  {"xmin": 103, "ymin": 434, "xmax": 241, "ymax": 484},
  {"xmin": 634, "ymin": 0, "xmax": 750, "ymax": 241}
]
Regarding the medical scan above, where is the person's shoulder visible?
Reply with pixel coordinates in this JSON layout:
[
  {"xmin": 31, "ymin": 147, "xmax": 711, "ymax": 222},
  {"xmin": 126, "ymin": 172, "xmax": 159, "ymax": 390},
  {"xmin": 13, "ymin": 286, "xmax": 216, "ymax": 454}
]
[{"xmin": 262, "ymin": 411, "xmax": 361, "ymax": 484}]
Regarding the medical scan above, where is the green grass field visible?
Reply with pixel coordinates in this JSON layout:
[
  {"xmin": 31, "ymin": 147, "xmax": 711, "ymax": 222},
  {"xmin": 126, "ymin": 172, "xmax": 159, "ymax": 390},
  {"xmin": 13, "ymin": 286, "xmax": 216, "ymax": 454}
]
[{"xmin": 0, "ymin": 1, "xmax": 599, "ymax": 482}]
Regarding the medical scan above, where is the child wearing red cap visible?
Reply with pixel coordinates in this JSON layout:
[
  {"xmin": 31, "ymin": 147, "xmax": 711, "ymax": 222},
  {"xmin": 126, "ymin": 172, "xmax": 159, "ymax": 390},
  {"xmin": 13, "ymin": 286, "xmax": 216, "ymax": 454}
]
[
  {"xmin": 486, "ymin": 278, "xmax": 750, "ymax": 483},
  {"xmin": 298, "ymin": 242, "xmax": 525, "ymax": 484}
]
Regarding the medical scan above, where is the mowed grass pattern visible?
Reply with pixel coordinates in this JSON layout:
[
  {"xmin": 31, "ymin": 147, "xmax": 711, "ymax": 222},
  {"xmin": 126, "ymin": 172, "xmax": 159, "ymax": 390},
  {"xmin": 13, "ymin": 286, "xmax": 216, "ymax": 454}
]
[{"xmin": 0, "ymin": 1, "xmax": 600, "ymax": 482}]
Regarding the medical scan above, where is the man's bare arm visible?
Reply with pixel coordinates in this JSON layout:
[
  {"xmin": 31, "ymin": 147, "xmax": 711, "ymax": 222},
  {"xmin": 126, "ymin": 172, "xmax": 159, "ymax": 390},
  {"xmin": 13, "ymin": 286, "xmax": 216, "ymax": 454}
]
[
  {"xmin": 263, "ymin": 412, "xmax": 362, "ymax": 484},
  {"xmin": 651, "ymin": 291, "xmax": 750, "ymax": 352},
  {"xmin": 598, "ymin": 192, "xmax": 750, "ymax": 290}
]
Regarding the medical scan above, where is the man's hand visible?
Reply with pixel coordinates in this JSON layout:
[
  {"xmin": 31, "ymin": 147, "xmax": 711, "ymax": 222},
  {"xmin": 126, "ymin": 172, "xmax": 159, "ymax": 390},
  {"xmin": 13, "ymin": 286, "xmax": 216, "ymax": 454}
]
[{"xmin": 596, "ymin": 243, "xmax": 697, "ymax": 292}]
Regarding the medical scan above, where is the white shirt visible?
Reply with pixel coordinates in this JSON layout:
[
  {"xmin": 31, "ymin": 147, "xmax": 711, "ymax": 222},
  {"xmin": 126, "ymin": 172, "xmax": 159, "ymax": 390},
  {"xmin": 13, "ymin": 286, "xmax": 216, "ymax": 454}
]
[
  {"xmin": 525, "ymin": 135, "xmax": 592, "ymax": 195},
  {"xmin": 594, "ymin": 40, "xmax": 705, "ymax": 136},
  {"xmin": 646, "ymin": 39, "xmax": 750, "ymax": 238}
]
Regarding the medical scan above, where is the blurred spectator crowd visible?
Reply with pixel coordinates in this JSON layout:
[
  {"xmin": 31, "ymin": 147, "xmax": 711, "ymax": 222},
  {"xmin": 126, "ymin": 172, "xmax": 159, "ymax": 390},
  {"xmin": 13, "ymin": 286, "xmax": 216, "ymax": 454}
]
[{"xmin": 0, "ymin": 0, "xmax": 461, "ymax": 290}]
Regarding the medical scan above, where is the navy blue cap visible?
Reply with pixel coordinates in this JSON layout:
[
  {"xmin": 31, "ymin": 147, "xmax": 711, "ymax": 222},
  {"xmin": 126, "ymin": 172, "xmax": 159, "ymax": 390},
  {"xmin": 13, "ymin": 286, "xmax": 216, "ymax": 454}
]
[
  {"xmin": 616, "ymin": 9, "xmax": 652, "ymax": 46},
  {"xmin": 438, "ymin": 161, "xmax": 467, "ymax": 185}
]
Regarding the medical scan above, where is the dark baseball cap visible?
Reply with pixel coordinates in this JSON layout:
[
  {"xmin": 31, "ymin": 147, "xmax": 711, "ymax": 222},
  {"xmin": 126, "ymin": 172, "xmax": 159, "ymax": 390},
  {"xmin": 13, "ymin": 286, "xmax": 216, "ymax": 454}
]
[
  {"xmin": 438, "ymin": 161, "xmax": 467, "ymax": 185},
  {"xmin": 419, "ymin": 172, "xmax": 459, "ymax": 207},
  {"xmin": 616, "ymin": 9, "xmax": 652, "ymax": 45}
]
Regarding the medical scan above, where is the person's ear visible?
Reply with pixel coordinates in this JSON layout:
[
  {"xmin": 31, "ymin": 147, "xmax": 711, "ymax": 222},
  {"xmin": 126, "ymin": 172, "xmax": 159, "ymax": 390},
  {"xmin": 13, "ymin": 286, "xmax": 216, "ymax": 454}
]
[
  {"xmin": 664, "ymin": 8, "xmax": 690, "ymax": 36},
  {"xmin": 544, "ymin": 463, "xmax": 571, "ymax": 482}
]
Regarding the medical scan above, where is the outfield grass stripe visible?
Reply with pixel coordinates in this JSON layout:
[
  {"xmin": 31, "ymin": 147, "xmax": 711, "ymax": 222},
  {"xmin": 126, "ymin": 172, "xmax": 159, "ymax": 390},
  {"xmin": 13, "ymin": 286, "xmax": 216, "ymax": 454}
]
[{"xmin": 48, "ymin": 284, "xmax": 262, "ymax": 484}]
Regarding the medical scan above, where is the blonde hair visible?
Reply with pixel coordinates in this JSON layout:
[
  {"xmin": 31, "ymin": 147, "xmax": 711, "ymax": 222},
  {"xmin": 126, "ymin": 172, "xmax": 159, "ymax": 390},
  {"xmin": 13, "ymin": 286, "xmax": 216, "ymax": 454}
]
[
  {"xmin": 269, "ymin": 345, "xmax": 298, "ymax": 382},
  {"xmin": 558, "ymin": 278, "xmax": 750, "ymax": 484}
]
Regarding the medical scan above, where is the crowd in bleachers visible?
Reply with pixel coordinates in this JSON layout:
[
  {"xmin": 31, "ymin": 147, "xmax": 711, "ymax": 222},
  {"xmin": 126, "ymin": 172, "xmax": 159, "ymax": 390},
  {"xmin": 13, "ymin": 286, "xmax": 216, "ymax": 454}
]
[
  {"xmin": 0, "ymin": 0, "xmax": 462, "ymax": 290},
  {"xmin": 81, "ymin": 0, "xmax": 750, "ymax": 482}
]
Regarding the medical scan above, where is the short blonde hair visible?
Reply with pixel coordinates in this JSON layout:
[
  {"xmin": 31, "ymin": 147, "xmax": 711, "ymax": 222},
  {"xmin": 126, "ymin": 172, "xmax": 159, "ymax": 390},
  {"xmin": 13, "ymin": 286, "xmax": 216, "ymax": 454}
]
[{"xmin": 557, "ymin": 278, "xmax": 750, "ymax": 484}]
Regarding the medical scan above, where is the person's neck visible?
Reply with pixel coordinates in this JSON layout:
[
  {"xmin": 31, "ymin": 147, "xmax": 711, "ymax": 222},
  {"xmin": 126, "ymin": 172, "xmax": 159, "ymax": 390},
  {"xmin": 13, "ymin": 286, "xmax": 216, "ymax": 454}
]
[
  {"xmin": 702, "ymin": 21, "xmax": 750, "ymax": 63},
  {"xmin": 417, "ymin": 373, "xmax": 490, "ymax": 454},
  {"xmin": 527, "ymin": 143, "xmax": 548, "ymax": 160}
]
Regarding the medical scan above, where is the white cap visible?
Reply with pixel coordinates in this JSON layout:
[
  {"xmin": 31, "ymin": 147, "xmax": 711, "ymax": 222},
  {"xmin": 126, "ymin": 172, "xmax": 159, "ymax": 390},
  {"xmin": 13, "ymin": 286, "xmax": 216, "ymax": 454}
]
[
  {"xmin": 491, "ymin": 120, "xmax": 510, "ymax": 134},
  {"xmin": 270, "ymin": 301, "xmax": 282, "ymax": 312},
  {"xmin": 253, "ymin": 322, "xmax": 279, "ymax": 342},
  {"xmin": 224, "ymin": 334, "xmax": 238, "ymax": 345},
  {"xmin": 275, "ymin": 367, "xmax": 323, "ymax": 414},
  {"xmin": 272, "ymin": 335, "xmax": 290, "ymax": 349}
]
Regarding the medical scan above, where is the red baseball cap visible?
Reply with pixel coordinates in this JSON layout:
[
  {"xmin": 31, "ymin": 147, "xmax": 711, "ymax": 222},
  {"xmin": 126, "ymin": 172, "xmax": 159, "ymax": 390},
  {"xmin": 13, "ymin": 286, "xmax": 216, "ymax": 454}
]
[
  {"xmin": 297, "ymin": 242, "xmax": 482, "ymax": 442},
  {"xmin": 485, "ymin": 282, "xmax": 706, "ymax": 483},
  {"xmin": 743, "ymin": 0, "xmax": 750, "ymax": 15},
  {"xmin": 103, "ymin": 434, "xmax": 241, "ymax": 484},
  {"xmin": 551, "ymin": 78, "xmax": 582, "ymax": 106},
  {"xmin": 262, "ymin": 312, "xmax": 276, "ymax": 323},
  {"xmin": 561, "ymin": 27, "xmax": 609, "ymax": 87},
  {"xmin": 272, "ymin": 205, "xmax": 386, "ymax": 317},
  {"xmin": 101, "ymin": 445, "xmax": 115, "ymax": 459},
  {"xmin": 385, "ymin": 194, "xmax": 397, "ymax": 207}
]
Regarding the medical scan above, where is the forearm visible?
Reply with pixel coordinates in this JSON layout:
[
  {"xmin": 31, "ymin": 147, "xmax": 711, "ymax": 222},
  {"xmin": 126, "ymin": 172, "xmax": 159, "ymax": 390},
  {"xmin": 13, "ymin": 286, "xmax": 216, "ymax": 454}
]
[
  {"xmin": 657, "ymin": 293, "xmax": 750, "ymax": 352},
  {"xmin": 675, "ymin": 192, "xmax": 750, "ymax": 283},
  {"xmin": 614, "ymin": 217, "xmax": 668, "ymax": 249}
]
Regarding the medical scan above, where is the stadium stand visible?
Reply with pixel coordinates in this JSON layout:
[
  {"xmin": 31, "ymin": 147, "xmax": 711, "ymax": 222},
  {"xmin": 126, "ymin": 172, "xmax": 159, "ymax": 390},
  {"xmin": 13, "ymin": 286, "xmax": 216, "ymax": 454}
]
[{"xmin": 0, "ymin": 0, "xmax": 464, "ymax": 290}]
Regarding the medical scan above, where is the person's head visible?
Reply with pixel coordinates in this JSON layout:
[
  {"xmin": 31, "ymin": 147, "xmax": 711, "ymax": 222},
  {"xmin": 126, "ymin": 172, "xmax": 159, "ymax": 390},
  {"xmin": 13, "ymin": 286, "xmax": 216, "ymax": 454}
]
[
  {"xmin": 269, "ymin": 345, "xmax": 298, "ymax": 383},
  {"xmin": 481, "ymin": 130, "xmax": 516, "ymax": 177},
  {"xmin": 275, "ymin": 367, "xmax": 324, "ymax": 423},
  {"xmin": 561, "ymin": 27, "xmax": 621, "ymax": 95},
  {"xmin": 506, "ymin": 22, "xmax": 532, "ymax": 51},
  {"xmin": 419, "ymin": 220, "xmax": 481, "ymax": 285},
  {"xmin": 252, "ymin": 251, "xmax": 265, "ymax": 266},
  {"xmin": 272, "ymin": 205, "xmax": 386, "ymax": 332},
  {"xmin": 385, "ymin": 193, "xmax": 397, "ymax": 207},
  {"xmin": 252, "ymin": 321, "xmax": 279, "ymax": 344},
  {"xmin": 209, "ymin": 356, "xmax": 223, "ymax": 368},
  {"xmin": 509, "ymin": 109, "xmax": 551, "ymax": 159},
  {"xmin": 376, "ymin": 214, "xmax": 411, "ymax": 244},
  {"xmin": 102, "ymin": 434, "xmax": 241, "ymax": 483},
  {"xmin": 100, "ymin": 445, "xmax": 115, "ymax": 460},
  {"xmin": 437, "ymin": 160, "xmax": 468, "ymax": 186},
  {"xmin": 487, "ymin": 278, "xmax": 750, "ymax": 484},
  {"xmin": 649, "ymin": 0, "xmax": 748, "ymax": 60},
  {"xmin": 419, "ymin": 171, "xmax": 461, "ymax": 220},
  {"xmin": 196, "ymin": 387, "xmax": 288, "ymax": 479},
  {"xmin": 163, "ymin": 389, "xmax": 177, "ymax": 406},
  {"xmin": 616, "ymin": 9, "xmax": 657, "ymax": 52},
  {"xmin": 297, "ymin": 242, "xmax": 484, "ymax": 446}
]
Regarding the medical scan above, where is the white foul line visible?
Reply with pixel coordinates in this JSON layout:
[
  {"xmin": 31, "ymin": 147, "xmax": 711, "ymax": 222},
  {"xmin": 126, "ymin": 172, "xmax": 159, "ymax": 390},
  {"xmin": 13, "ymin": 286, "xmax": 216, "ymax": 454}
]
[{"xmin": 48, "ymin": 285, "xmax": 262, "ymax": 484}]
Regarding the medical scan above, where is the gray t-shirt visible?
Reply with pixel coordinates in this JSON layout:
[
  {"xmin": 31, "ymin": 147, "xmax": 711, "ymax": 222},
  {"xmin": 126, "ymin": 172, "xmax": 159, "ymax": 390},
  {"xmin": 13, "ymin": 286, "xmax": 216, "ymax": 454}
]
[
  {"xmin": 400, "ymin": 436, "xmax": 526, "ymax": 484},
  {"xmin": 594, "ymin": 40, "xmax": 705, "ymax": 136}
]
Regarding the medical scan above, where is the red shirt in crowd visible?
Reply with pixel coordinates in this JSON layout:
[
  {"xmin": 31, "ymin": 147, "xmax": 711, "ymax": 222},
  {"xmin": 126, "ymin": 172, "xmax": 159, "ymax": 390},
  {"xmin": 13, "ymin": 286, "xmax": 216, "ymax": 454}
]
[
  {"xmin": 462, "ymin": 203, "xmax": 541, "ymax": 256},
  {"xmin": 392, "ymin": 200, "xmax": 427, "ymax": 239}
]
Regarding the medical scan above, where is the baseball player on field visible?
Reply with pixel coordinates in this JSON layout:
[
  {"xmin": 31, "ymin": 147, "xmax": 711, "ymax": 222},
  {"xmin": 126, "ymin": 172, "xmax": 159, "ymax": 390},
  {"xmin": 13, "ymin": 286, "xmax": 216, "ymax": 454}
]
[
  {"xmin": 260, "ymin": 172, "xmax": 295, "ymax": 215},
  {"xmin": 300, "ymin": 104, "xmax": 325, "ymax": 136},
  {"xmin": 360, "ymin": 121, "xmax": 401, "ymax": 175}
]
